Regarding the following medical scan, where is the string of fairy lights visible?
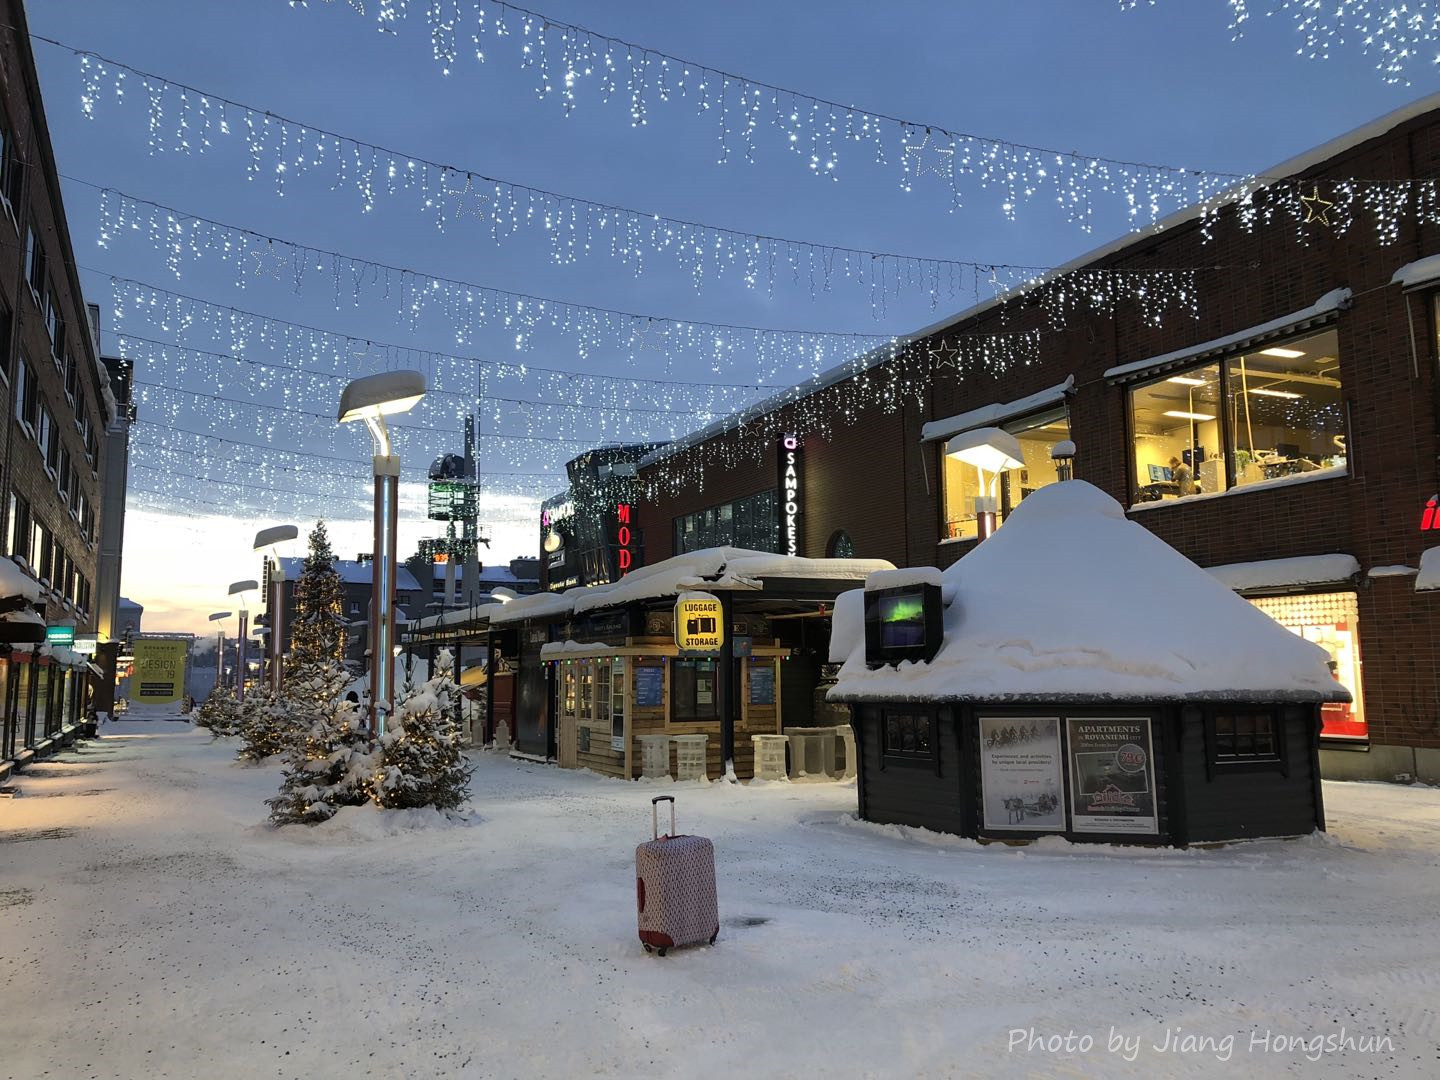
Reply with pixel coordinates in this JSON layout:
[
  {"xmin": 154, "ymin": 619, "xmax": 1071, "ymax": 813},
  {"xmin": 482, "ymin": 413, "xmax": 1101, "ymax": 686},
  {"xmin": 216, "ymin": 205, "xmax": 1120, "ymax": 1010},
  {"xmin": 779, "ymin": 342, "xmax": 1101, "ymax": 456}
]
[
  {"xmin": 1121, "ymin": 0, "xmax": 1440, "ymax": 85},
  {"xmin": 293, "ymin": 0, "xmax": 1440, "ymax": 88},
  {"xmin": 40, "ymin": 4, "xmax": 1431, "ymax": 523}
]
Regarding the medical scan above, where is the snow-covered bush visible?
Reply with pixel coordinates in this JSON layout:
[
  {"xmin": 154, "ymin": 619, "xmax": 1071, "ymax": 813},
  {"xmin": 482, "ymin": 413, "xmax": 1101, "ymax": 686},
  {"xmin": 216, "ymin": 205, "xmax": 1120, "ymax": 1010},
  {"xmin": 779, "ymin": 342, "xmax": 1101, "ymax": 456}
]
[
  {"xmin": 235, "ymin": 686, "xmax": 299, "ymax": 763},
  {"xmin": 371, "ymin": 650, "xmax": 473, "ymax": 811},
  {"xmin": 268, "ymin": 661, "xmax": 375, "ymax": 825}
]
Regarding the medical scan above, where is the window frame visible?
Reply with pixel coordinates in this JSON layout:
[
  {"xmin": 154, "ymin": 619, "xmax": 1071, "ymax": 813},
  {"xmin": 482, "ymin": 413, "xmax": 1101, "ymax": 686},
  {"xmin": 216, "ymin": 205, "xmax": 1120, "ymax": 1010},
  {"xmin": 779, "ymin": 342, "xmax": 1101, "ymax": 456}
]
[
  {"xmin": 939, "ymin": 403, "xmax": 1072, "ymax": 542},
  {"xmin": 1204, "ymin": 708, "xmax": 1288, "ymax": 777},
  {"xmin": 1126, "ymin": 324, "xmax": 1348, "ymax": 507},
  {"xmin": 671, "ymin": 658, "xmax": 720, "ymax": 724},
  {"xmin": 879, "ymin": 707, "xmax": 940, "ymax": 772}
]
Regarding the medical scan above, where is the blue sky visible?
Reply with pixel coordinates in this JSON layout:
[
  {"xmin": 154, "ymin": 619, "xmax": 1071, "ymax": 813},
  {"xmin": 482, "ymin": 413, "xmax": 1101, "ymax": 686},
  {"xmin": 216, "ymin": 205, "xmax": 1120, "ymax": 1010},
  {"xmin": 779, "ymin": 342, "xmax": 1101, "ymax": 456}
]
[{"xmin": 25, "ymin": 0, "xmax": 1430, "ymax": 631}]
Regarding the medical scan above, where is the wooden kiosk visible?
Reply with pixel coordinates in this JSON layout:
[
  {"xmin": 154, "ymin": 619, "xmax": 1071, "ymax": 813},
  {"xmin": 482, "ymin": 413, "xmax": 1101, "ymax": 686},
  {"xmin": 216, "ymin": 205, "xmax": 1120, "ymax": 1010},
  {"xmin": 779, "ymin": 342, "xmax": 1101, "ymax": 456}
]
[{"xmin": 830, "ymin": 482, "xmax": 1347, "ymax": 846}]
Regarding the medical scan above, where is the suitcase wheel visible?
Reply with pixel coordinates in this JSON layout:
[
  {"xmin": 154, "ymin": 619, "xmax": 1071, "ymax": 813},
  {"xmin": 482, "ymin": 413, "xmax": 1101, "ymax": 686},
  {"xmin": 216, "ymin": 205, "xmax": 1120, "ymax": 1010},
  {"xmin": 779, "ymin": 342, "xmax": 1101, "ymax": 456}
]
[
  {"xmin": 642, "ymin": 943, "xmax": 653, "ymax": 954},
  {"xmin": 658, "ymin": 947, "xmax": 668, "ymax": 957},
  {"xmin": 709, "ymin": 931, "xmax": 718, "ymax": 945}
]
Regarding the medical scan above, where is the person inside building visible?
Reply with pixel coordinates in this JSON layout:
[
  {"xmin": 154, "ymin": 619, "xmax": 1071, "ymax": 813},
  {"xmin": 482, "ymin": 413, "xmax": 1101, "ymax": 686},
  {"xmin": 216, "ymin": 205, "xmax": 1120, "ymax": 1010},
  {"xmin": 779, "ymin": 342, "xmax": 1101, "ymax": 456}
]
[{"xmin": 1169, "ymin": 456, "xmax": 1197, "ymax": 496}]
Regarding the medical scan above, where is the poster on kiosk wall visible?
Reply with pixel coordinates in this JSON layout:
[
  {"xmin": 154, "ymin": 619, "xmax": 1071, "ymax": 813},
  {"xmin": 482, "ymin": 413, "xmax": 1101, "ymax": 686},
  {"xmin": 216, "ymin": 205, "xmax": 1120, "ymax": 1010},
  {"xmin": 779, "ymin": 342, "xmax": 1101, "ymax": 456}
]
[
  {"xmin": 978, "ymin": 717, "xmax": 1065, "ymax": 832},
  {"xmin": 1066, "ymin": 718, "xmax": 1158, "ymax": 835}
]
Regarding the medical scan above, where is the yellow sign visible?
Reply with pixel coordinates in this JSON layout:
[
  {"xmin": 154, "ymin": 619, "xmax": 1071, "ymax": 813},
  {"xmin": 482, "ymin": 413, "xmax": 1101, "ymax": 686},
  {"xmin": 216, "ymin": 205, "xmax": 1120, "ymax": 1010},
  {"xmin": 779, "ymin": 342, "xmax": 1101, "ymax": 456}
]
[
  {"xmin": 132, "ymin": 639, "xmax": 189, "ymax": 704},
  {"xmin": 675, "ymin": 592, "xmax": 724, "ymax": 653}
]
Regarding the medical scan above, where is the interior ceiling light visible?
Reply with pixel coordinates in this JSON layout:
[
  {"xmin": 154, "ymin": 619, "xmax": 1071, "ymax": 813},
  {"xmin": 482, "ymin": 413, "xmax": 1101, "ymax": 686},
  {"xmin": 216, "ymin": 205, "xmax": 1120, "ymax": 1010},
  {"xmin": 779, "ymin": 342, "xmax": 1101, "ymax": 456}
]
[
  {"xmin": 1248, "ymin": 388, "xmax": 1302, "ymax": 399},
  {"xmin": 1260, "ymin": 347, "xmax": 1307, "ymax": 359},
  {"xmin": 1167, "ymin": 375, "xmax": 1207, "ymax": 386},
  {"xmin": 1163, "ymin": 410, "xmax": 1216, "ymax": 421}
]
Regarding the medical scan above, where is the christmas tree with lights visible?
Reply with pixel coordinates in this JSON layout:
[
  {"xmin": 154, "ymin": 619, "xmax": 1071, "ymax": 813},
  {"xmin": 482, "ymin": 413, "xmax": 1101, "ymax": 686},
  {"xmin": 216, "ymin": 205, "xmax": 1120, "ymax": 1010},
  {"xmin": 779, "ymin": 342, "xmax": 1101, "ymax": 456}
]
[
  {"xmin": 285, "ymin": 520, "xmax": 348, "ymax": 684},
  {"xmin": 235, "ymin": 686, "xmax": 299, "ymax": 762},
  {"xmin": 268, "ymin": 660, "xmax": 374, "ymax": 825},
  {"xmin": 193, "ymin": 682, "xmax": 241, "ymax": 738},
  {"xmin": 371, "ymin": 650, "xmax": 473, "ymax": 812}
]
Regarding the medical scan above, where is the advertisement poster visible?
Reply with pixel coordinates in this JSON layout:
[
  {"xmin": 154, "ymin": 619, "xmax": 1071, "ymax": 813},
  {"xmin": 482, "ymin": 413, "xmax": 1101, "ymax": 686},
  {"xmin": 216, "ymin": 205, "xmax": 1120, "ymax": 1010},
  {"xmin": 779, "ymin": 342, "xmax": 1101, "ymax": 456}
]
[
  {"xmin": 978, "ymin": 717, "xmax": 1064, "ymax": 831},
  {"xmin": 1067, "ymin": 718, "xmax": 1158, "ymax": 834},
  {"xmin": 633, "ymin": 666, "xmax": 664, "ymax": 708},
  {"xmin": 132, "ymin": 639, "xmax": 189, "ymax": 704}
]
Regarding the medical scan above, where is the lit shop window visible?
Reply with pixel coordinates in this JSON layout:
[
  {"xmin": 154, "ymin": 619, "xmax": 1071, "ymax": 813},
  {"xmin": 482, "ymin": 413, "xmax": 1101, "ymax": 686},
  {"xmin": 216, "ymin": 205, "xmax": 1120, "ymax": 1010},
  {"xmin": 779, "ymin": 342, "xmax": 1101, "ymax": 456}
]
[
  {"xmin": 1129, "ymin": 329, "xmax": 1346, "ymax": 503},
  {"xmin": 941, "ymin": 407, "xmax": 1069, "ymax": 540},
  {"xmin": 1249, "ymin": 591, "xmax": 1366, "ymax": 742}
]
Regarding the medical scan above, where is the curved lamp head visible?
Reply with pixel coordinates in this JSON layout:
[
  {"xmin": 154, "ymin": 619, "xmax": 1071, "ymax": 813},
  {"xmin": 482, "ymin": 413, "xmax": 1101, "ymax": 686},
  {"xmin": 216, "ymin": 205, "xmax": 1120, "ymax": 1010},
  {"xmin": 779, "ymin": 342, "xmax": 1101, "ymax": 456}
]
[
  {"xmin": 208, "ymin": 611, "xmax": 232, "ymax": 622},
  {"xmin": 338, "ymin": 371, "xmax": 426, "ymax": 424},
  {"xmin": 228, "ymin": 580, "xmax": 259, "ymax": 607},
  {"xmin": 253, "ymin": 525, "xmax": 299, "ymax": 551}
]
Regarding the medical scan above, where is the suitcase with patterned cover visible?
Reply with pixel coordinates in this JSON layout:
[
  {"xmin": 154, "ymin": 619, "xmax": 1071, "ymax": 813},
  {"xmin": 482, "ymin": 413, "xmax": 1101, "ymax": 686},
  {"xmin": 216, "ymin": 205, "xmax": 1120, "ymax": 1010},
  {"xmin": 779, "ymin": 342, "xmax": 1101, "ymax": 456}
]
[{"xmin": 636, "ymin": 795, "xmax": 719, "ymax": 955}]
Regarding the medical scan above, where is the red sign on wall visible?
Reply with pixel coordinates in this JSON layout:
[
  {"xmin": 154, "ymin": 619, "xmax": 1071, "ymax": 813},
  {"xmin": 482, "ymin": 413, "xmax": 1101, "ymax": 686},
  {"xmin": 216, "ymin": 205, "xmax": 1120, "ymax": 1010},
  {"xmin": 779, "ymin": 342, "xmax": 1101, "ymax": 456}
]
[
  {"xmin": 1423, "ymin": 495, "xmax": 1440, "ymax": 531},
  {"xmin": 616, "ymin": 503, "xmax": 635, "ymax": 576}
]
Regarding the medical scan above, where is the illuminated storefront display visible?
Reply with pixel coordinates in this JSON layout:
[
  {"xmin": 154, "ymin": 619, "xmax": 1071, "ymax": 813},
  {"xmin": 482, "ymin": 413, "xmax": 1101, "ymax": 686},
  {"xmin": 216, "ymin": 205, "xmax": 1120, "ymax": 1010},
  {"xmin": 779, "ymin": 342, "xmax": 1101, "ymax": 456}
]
[
  {"xmin": 1249, "ymin": 592, "xmax": 1366, "ymax": 741},
  {"xmin": 779, "ymin": 434, "xmax": 803, "ymax": 557}
]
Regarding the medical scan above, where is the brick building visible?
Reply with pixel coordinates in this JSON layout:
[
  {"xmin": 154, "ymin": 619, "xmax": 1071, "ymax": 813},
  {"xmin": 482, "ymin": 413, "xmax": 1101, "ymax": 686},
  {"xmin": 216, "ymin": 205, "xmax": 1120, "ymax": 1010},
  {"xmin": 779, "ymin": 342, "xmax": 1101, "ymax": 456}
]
[
  {"xmin": 626, "ymin": 94, "xmax": 1440, "ymax": 784},
  {"xmin": 0, "ymin": 3, "xmax": 122, "ymax": 771}
]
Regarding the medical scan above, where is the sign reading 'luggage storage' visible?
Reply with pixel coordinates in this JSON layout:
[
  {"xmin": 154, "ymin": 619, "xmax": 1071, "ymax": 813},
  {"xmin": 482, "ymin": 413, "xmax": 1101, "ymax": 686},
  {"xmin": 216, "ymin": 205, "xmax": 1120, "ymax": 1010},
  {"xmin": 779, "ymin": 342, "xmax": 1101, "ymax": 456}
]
[{"xmin": 674, "ymin": 592, "xmax": 724, "ymax": 653}]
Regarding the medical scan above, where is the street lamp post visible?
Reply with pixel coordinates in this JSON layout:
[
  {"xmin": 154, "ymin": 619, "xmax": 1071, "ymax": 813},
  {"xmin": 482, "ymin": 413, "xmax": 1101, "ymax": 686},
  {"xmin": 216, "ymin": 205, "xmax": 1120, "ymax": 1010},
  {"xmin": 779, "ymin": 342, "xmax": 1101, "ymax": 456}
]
[
  {"xmin": 338, "ymin": 371, "xmax": 426, "ymax": 737},
  {"xmin": 227, "ymin": 581, "xmax": 258, "ymax": 702},
  {"xmin": 254, "ymin": 525, "xmax": 300, "ymax": 693},
  {"xmin": 208, "ymin": 611, "xmax": 232, "ymax": 691}
]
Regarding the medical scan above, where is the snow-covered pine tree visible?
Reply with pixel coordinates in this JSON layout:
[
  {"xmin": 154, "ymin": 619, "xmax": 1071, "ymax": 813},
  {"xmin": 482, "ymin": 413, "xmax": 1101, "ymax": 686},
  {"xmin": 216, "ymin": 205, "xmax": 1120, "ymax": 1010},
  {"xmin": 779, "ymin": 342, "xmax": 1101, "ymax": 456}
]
[
  {"xmin": 194, "ymin": 682, "xmax": 241, "ymax": 738},
  {"xmin": 371, "ymin": 649, "xmax": 473, "ymax": 811},
  {"xmin": 235, "ymin": 686, "xmax": 298, "ymax": 762},
  {"xmin": 284, "ymin": 521, "xmax": 347, "ymax": 685},
  {"xmin": 267, "ymin": 660, "xmax": 374, "ymax": 825}
]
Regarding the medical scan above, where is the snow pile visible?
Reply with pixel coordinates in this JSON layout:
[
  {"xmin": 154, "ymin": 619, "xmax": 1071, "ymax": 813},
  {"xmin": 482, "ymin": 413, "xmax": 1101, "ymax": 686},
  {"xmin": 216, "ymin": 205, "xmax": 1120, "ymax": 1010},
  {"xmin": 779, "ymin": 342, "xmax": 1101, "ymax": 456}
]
[
  {"xmin": 0, "ymin": 556, "xmax": 41, "ymax": 602},
  {"xmin": 831, "ymin": 481, "xmax": 1348, "ymax": 704},
  {"xmin": 1206, "ymin": 553, "xmax": 1360, "ymax": 592},
  {"xmin": 1415, "ymin": 546, "xmax": 1440, "ymax": 591},
  {"xmin": 827, "ymin": 588, "xmax": 866, "ymax": 663}
]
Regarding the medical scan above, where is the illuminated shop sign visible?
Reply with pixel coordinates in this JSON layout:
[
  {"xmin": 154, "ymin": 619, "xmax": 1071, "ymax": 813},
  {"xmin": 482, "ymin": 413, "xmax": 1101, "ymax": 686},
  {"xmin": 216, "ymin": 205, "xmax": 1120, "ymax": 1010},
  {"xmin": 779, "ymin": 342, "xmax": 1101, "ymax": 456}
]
[
  {"xmin": 675, "ymin": 592, "xmax": 724, "ymax": 652},
  {"xmin": 779, "ymin": 434, "xmax": 803, "ymax": 557},
  {"xmin": 615, "ymin": 503, "xmax": 636, "ymax": 576},
  {"xmin": 541, "ymin": 501, "xmax": 576, "ymax": 528},
  {"xmin": 1422, "ymin": 495, "xmax": 1440, "ymax": 530}
]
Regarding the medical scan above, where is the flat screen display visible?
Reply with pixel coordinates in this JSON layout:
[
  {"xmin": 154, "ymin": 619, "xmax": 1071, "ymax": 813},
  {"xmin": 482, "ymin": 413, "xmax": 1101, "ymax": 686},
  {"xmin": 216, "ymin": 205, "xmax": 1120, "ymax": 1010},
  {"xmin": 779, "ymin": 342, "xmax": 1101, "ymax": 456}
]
[{"xmin": 878, "ymin": 592, "xmax": 927, "ymax": 649}]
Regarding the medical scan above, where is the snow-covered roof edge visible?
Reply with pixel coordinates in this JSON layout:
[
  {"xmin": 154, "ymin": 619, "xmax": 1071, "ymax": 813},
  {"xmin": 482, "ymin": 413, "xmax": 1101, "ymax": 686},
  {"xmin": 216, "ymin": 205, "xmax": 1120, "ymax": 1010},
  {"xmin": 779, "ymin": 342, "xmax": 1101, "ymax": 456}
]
[
  {"xmin": 1104, "ymin": 289, "xmax": 1352, "ymax": 383},
  {"xmin": 640, "ymin": 94, "xmax": 1440, "ymax": 471},
  {"xmin": 1391, "ymin": 253, "xmax": 1440, "ymax": 291},
  {"xmin": 1206, "ymin": 554, "xmax": 1360, "ymax": 593}
]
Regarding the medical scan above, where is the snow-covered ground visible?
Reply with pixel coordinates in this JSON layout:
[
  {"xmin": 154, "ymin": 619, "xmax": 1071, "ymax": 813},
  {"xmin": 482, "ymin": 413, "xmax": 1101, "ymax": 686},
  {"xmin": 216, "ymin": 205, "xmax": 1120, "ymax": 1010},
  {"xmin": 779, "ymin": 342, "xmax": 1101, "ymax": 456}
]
[{"xmin": 2, "ymin": 719, "xmax": 1437, "ymax": 1078}]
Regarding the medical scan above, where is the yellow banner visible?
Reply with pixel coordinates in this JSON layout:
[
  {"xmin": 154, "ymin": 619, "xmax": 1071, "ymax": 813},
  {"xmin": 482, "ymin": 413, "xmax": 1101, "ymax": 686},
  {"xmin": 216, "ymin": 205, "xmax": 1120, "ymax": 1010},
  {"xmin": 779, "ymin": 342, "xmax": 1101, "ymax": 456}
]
[{"xmin": 132, "ymin": 639, "xmax": 189, "ymax": 704}]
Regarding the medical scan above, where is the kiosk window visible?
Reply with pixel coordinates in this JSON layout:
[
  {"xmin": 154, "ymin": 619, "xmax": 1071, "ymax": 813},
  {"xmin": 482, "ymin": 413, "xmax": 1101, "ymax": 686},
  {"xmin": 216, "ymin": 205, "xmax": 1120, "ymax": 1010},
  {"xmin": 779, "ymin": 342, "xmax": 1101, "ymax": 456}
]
[
  {"xmin": 882, "ymin": 710, "xmax": 933, "ymax": 758},
  {"xmin": 1211, "ymin": 712, "xmax": 1281, "ymax": 763},
  {"xmin": 672, "ymin": 659, "xmax": 719, "ymax": 722}
]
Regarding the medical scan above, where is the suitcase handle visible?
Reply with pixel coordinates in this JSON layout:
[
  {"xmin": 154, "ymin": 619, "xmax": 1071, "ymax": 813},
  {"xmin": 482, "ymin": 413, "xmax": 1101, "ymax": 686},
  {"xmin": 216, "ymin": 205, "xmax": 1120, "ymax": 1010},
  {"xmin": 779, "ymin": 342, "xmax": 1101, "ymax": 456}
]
[{"xmin": 652, "ymin": 795, "xmax": 675, "ymax": 839}]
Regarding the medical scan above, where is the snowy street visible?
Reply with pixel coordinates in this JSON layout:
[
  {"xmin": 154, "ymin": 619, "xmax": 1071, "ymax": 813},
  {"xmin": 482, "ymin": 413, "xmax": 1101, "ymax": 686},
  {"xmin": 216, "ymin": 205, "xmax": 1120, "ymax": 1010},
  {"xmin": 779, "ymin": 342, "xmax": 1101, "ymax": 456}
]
[{"xmin": 2, "ymin": 722, "xmax": 1437, "ymax": 1078}]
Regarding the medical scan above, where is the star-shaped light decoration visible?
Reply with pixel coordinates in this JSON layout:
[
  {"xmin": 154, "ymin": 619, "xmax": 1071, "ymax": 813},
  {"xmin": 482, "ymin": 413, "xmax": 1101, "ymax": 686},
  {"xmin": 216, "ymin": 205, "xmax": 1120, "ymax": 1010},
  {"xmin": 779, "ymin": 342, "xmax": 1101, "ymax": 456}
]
[
  {"xmin": 633, "ymin": 319, "xmax": 667, "ymax": 353},
  {"xmin": 929, "ymin": 337, "xmax": 962, "ymax": 371},
  {"xmin": 1300, "ymin": 185, "xmax": 1335, "ymax": 226},
  {"xmin": 349, "ymin": 339, "xmax": 382, "ymax": 366},
  {"xmin": 249, "ymin": 241, "xmax": 288, "ymax": 280},
  {"xmin": 447, "ymin": 174, "xmax": 490, "ymax": 220},
  {"xmin": 903, "ymin": 128, "xmax": 955, "ymax": 181}
]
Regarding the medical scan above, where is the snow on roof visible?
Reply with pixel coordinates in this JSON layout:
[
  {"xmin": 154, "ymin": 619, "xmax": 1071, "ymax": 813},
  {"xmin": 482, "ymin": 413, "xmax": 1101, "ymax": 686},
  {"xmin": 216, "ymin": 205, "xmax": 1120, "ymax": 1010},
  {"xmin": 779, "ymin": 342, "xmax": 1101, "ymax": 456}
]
[
  {"xmin": 279, "ymin": 557, "xmax": 422, "ymax": 592},
  {"xmin": 920, "ymin": 376, "xmax": 1074, "ymax": 444},
  {"xmin": 1104, "ymin": 288, "xmax": 1352, "ymax": 383},
  {"xmin": 866, "ymin": 567, "xmax": 942, "ymax": 591},
  {"xmin": 0, "ymin": 608, "xmax": 45, "ymax": 627},
  {"xmin": 487, "ymin": 588, "xmax": 586, "ymax": 626},
  {"xmin": 1416, "ymin": 547, "xmax": 1440, "ymax": 591},
  {"xmin": 828, "ymin": 588, "xmax": 866, "ymax": 664},
  {"xmin": 1368, "ymin": 565, "xmax": 1418, "ymax": 578},
  {"xmin": 0, "ymin": 557, "xmax": 42, "ymax": 602},
  {"xmin": 641, "ymin": 97, "xmax": 1440, "ymax": 472},
  {"xmin": 1391, "ymin": 254, "xmax": 1440, "ymax": 291},
  {"xmin": 1206, "ymin": 554, "xmax": 1360, "ymax": 593},
  {"xmin": 830, "ymin": 481, "xmax": 1348, "ymax": 704},
  {"xmin": 570, "ymin": 548, "xmax": 893, "ymax": 614},
  {"xmin": 412, "ymin": 604, "xmax": 500, "ymax": 631}
]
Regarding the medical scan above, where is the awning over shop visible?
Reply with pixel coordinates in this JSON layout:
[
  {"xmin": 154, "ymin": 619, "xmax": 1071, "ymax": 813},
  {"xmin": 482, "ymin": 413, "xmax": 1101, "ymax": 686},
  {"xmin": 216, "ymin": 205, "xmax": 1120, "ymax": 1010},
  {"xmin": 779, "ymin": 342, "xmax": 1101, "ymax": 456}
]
[
  {"xmin": 1104, "ymin": 288, "xmax": 1351, "ymax": 384},
  {"xmin": 1205, "ymin": 553, "xmax": 1360, "ymax": 593},
  {"xmin": 920, "ymin": 376, "xmax": 1074, "ymax": 443},
  {"xmin": 0, "ymin": 557, "xmax": 42, "ymax": 603}
]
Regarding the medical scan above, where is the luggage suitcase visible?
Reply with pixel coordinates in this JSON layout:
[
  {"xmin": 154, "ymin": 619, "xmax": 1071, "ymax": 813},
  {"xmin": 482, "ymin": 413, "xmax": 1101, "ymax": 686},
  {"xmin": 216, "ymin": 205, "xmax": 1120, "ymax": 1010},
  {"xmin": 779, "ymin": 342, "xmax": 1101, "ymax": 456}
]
[{"xmin": 636, "ymin": 795, "xmax": 719, "ymax": 956}]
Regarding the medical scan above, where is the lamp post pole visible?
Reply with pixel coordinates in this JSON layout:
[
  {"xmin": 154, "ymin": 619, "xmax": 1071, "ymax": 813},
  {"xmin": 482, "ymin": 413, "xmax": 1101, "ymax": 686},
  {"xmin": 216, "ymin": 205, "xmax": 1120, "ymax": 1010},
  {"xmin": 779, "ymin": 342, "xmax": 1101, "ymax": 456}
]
[
  {"xmin": 372, "ymin": 446, "xmax": 401, "ymax": 736},
  {"xmin": 235, "ymin": 610, "xmax": 248, "ymax": 702},
  {"xmin": 269, "ymin": 564, "xmax": 286, "ymax": 692}
]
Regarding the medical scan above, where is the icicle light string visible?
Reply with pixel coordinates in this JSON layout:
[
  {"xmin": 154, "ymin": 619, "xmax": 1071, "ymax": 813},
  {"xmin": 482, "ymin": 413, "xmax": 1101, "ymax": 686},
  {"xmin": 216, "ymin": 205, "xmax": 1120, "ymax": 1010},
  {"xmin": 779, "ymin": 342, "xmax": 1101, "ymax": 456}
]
[
  {"xmin": 274, "ymin": 0, "xmax": 1243, "ymax": 229},
  {"xmin": 87, "ymin": 182, "xmax": 1208, "ymax": 334},
  {"xmin": 119, "ymin": 332, "xmax": 729, "ymax": 423},
  {"xmin": 1121, "ymin": 0, "xmax": 1440, "ymax": 86},
  {"xmin": 129, "ymin": 480, "xmax": 542, "ymax": 525}
]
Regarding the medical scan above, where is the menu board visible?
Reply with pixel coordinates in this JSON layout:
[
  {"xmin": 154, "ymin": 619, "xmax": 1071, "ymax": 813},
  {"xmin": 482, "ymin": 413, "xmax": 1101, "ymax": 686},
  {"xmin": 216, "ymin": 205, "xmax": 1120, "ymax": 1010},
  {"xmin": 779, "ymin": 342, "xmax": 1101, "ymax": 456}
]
[
  {"xmin": 633, "ymin": 666, "xmax": 664, "ymax": 708},
  {"xmin": 978, "ymin": 717, "xmax": 1064, "ymax": 832},
  {"xmin": 1067, "ymin": 717, "xmax": 1158, "ymax": 835},
  {"xmin": 748, "ymin": 664, "xmax": 776, "ymax": 706}
]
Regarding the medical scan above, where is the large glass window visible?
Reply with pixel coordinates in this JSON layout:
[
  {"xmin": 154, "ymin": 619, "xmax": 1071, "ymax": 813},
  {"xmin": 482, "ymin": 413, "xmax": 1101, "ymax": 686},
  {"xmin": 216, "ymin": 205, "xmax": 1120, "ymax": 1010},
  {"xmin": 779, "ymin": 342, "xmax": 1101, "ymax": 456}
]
[
  {"xmin": 673, "ymin": 490, "xmax": 780, "ymax": 555},
  {"xmin": 1249, "ymin": 591, "xmax": 1365, "ymax": 741},
  {"xmin": 941, "ymin": 407, "xmax": 1070, "ymax": 540},
  {"xmin": 1129, "ymin": 328, "xmax": 1345, "ymax": 503}
]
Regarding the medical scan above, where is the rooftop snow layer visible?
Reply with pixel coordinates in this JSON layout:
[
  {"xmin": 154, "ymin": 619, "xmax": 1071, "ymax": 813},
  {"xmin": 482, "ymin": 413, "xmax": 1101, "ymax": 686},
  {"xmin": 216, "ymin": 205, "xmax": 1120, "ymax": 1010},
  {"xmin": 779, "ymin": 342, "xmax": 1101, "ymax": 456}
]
[
  {"xmin": 0, "ymin": 557, "xmax": 42, "ymax": 602},
  {"xmin": 830, "ymin": 481, "xmax": 1348, "ymax": 704},
  {"xmin": 920, "ymin": 376, "xmax": 1074, "ymax": 444},
  {"xmin": 1205, "ymin": 554, "xmax": 1360, "ymax": 592}
]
